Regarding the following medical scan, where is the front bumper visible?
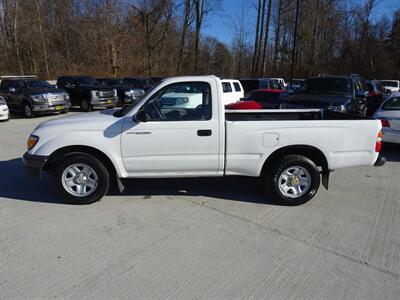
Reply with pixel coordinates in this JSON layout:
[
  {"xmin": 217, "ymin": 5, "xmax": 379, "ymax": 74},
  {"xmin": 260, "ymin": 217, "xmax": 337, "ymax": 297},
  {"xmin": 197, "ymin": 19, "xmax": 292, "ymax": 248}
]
[
  {"xmin": 22, "ymin": 152, "xmax": 48, "ymax": 178},
  {"xmin": 382, "ymin": 129, "xmax": 400, "ymax": 144},
  {"xmin": 374, "ymin": 155, "xmax": 386, "ymax": 167},
  {"xmin": 32, "ymin": 103, "xmax": 69, "ymax": 112},
  {"xmin": 91, "ymin": 97, "xmax": 118, "ymax": 107}
]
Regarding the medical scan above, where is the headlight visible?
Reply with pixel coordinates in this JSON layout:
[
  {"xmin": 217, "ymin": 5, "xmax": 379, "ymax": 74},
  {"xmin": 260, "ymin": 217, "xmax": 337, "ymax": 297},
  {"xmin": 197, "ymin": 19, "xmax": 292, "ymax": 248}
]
[
  {"xmin": 27, "ymin": 135, "xmax": 39, "ymax": 150},
  {"xmin": 64, "ymin": 92, "xmax": 70, "ymax": 101},
  {"xmin": 131, "ymin": 89, "xmax": 145, "ymax": 96},
  {"xmin": 328, "ymin": 105, "xmax": 346, "ymax": 112},
  {"xmin": 30, "ymin": 94, "xmax": 47, "ymax": 103},
  {"xmin": 113, "ymin": 89, "xmax": 117, "ymax": 97},
  {"xmin": 0, "ymin": 96, "xmax": 6, "ymax": 105}
]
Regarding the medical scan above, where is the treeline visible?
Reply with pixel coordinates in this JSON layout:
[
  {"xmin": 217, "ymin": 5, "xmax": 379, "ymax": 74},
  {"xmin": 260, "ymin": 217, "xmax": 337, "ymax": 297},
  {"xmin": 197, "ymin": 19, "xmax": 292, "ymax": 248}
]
[{"xmin": 0, "ymin": 0, "xmax": 399, "ymax": 80}]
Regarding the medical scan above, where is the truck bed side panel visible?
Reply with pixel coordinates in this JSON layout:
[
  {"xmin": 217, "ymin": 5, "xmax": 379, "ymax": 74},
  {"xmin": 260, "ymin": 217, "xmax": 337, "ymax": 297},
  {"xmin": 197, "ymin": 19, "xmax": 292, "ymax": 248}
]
[{"xmin": 225, "ymin": 119, "xmax": 381, "ymax": 177}]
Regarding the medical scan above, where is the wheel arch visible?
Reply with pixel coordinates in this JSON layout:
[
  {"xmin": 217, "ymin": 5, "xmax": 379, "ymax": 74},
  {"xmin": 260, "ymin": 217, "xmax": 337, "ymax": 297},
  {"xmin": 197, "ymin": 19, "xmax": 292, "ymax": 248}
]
[
  {"xmin": 261, "ymin": 145, "xmax": 329, "ymax": 176},
  {"xmin": 44, "ymin": 145, "xmax": 117, "ymax": 179}
]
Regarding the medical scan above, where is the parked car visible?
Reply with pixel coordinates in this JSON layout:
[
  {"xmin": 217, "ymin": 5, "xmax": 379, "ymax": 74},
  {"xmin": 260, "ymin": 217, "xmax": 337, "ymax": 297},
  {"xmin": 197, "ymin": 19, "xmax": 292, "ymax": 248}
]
[
  {"xmin": 373, "ymin": 92, "xmax": 400, "ymax": 144},
  {"xmin": 0, "ymin": 96, "xmax": 9, "ymax": 121},
  {"xmin": 280, "ymin": 75, "xmax": 369, "ymax": 115},
  {"xmin": 221, "ymin": 79, "xmax": 244, "ymax": 105},
  {"xmin": 96, "ymin": 78, "xmax": 145, "ymax": 106},
  {"xmin": 225, "ymin": 89, "xmax": 289, "ymax": 110},
  {"xmin": 381, "ymin": 80, "xmax": 400, "ymax": 94},
  {"xmin": 123, "ymin": 77, "xmax": 155, "ymax": 91},
  {"xmin": 366, "ymin": 80, "xmax": 387, "ymax": 116},
  {"xmin": 0, "ymin": 77, "xmax": 69, "ymax": 117},
  {"xmin": 239, "ymin": 78, "xmax": 282, "ymax": 94},
  {"xmin": 57, "ymin": 76, "xmax": 117, "ymax": 112},
  {"xmin": 23, "ymin": 75, "xmax": 384, "ymax": 206},
  {"xmin": 151, "ymin": 77, "xmax": 164, "ymax": 84}
]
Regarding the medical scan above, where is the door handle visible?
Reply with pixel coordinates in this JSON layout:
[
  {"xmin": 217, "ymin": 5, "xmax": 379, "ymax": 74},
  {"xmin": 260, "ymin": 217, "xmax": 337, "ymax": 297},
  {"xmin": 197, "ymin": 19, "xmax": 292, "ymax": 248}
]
[{"xmin": 197, "ymin": 129, "xmax": 212, "ymax": 136}]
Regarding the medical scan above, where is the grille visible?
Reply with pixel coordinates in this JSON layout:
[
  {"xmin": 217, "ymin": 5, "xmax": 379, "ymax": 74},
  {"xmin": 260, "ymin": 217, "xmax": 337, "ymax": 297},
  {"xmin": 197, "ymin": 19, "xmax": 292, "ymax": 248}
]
[
  {"xmin": 98, "ymin": 90, "xmax": 114, "ymax": 98},
  {"xmin": 47, "ymin": 93, "xmax": 65, "ymax": 105}
]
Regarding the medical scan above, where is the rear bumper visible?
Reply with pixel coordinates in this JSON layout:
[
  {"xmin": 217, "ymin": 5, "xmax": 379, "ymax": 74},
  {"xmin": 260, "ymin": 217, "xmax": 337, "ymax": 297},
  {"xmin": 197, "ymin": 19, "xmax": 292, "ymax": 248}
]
[
  {"xmin": 374, "ymin": 155, "xmax": 386, "ymax": 167},
  {"xmin": 22, "ymin": 152, "xmax": 48, "ymax": 178}
]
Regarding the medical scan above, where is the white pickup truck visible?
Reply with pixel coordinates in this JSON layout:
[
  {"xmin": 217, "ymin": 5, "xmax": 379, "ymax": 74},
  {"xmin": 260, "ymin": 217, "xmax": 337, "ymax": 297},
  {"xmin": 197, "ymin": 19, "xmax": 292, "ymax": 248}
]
[{"xmin": 23, "ymin": 76, "xmax": 385, "ymax": 205}]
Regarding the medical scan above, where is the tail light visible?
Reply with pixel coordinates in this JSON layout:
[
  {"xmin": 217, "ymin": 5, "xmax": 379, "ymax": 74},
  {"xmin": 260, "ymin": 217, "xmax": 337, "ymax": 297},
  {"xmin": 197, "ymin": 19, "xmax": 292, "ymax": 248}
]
[
  {"xmin": 380, "ymin": 118, "xmax": 390, "ymax": 128},
  {"xmin": 375, "ymin": 130, "xmax": 383, "ymax": 152}
]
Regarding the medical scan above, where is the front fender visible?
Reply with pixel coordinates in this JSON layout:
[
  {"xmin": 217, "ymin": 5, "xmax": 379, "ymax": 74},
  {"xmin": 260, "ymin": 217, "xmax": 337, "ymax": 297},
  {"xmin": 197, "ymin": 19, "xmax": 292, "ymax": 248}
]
[{"xmin": 29, "ymin": 130, "xmax": 128, "ymax": 178}]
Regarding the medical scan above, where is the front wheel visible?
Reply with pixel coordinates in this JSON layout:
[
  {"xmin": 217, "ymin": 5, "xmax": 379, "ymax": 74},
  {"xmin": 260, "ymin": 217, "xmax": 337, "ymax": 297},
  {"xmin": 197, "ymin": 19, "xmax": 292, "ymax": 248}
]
[
  {"xmin": 52, "ymin": 153, "xmax": 110, "ymax": 204},
  {"xmin": 24, "ymin": 104, "xmax": 34, "ymax": 118},
  {"xmin": 80, "ymin": 100, "xmax": 91, "ymax": 112},
  {"xmin": 265, "ymin": 155, "xmax": 320, "ymax": 206}
]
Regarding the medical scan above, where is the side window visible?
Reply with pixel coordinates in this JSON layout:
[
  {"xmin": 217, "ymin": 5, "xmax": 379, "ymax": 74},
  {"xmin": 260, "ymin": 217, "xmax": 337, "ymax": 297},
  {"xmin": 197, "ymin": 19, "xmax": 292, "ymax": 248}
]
[
  {"xmin": 233, "ymin": 82, "xmax": 242, "ymax": 92},
  {"xmin": 141, "ymin": 82, "xmax": 212, "ymax": 121},
  {"xmin": 222, "ymin": 82, "xmax": 232, "ymax": 93}
]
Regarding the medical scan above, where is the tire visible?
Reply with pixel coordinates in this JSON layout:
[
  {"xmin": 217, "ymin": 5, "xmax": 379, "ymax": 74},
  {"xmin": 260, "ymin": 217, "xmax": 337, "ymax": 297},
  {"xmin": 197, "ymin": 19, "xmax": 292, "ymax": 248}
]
[
  {"xmin": 80, "ymin": 100, "xmax": 91, "ymax": 112},
  {"xmin": 265, "ymin": 155, "xmax": 320, "ymax": 206},
  {"xmin": 24, "ymin": 104, "xmax": 34, "ymax": 118},
  {"xmin": 51, "ymin": 153, "xmax": 110, "ymax": 204}
]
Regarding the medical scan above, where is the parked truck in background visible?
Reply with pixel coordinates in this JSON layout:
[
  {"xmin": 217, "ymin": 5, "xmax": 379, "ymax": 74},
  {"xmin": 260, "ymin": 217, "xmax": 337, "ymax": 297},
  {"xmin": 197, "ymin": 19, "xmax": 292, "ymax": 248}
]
[
  {"xmin": 23, "ymin": 76, "xmax": 385, "ymax": 206},
  {"xmin": 57, "ymin": 76, "xmax": 117, "ymax": 112},
  {"xmin": 0, "ymin": 76, "xmax": 70, "ymax": 118}
]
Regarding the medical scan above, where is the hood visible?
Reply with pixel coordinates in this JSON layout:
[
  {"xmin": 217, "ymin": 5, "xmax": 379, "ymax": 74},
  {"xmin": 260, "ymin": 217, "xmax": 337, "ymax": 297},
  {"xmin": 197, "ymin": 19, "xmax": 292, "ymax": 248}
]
[
  {"xmin": 286, "ymin": 93, "xmax": 352, "ymax": 107},
  {"xmin": 24, "ymin": 87, "xmax": 66, "ymax": 95},
  {"xmin": 35, "ymin": 109, "xmax": 120, "ymax": 133}
]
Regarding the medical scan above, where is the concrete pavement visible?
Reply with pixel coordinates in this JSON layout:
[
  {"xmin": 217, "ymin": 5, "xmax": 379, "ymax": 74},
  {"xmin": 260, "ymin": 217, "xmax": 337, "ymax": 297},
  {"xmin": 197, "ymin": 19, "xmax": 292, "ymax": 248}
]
[{"xmin": 1, "ymin": 114, "xmax": 399, "ymax": 299}]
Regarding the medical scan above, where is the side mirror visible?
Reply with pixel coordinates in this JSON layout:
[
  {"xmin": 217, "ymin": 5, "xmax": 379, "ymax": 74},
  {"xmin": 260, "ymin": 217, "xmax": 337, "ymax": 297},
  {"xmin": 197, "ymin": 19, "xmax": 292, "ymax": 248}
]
[
  {"xmin": 8, "ymin": 87, "xmax": 16, "ymax": 92},
  {"xmin": 134, "ymin": 110, "xmax": 148, "ymax": 123}
]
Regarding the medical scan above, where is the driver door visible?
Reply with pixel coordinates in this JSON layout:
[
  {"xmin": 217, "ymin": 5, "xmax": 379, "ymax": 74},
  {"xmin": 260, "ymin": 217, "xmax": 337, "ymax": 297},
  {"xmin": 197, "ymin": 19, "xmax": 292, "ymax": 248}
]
[{"xmin": 121, "ymin": 81, "xmax": 221, "ymax": 177}]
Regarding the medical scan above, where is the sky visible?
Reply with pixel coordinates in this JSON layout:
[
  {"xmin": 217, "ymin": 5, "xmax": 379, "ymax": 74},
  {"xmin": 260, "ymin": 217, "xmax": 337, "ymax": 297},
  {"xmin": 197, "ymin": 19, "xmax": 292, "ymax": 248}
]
[{"xmin": 202, "ymin": 0, "xmax": 400, "ymax": 45}]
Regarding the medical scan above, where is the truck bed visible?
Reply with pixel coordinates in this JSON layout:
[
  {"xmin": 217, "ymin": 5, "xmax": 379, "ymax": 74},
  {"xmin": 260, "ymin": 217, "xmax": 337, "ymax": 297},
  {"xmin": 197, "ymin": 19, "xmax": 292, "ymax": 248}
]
[{"xmin": 224, "ymin": 109, "xmax": 380, "ymax": 177}]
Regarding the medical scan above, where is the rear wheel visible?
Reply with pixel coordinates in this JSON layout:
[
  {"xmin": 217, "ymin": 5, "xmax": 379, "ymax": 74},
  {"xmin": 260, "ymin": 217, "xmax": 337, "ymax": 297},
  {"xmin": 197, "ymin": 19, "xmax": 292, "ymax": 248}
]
[
  {"xmin": 265, "ymin": 155, "xmax": 320, "ymax": 206},
  {"xmin": 52, "ymin": 153, "xmax": 109, "ymax": 204}
]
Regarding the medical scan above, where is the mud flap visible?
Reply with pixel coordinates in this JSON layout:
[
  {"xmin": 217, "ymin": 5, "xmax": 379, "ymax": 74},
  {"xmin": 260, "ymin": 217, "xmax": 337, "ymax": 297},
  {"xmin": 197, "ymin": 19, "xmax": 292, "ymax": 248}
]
[
  {"xmin": 321, "ymin": 171, "xmax": 330, "ymax": 190},
  {"xmin": 116, "ymin": 174, "xmax": 125, "ymax": 193}
]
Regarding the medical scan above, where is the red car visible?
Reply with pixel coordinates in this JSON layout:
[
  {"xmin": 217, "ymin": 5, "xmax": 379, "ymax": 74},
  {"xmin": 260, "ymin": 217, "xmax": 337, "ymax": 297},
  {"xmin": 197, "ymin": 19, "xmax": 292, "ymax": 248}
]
[{"xmin": 225, "ymin": 89, "xmax": 289, "ymax": 110}]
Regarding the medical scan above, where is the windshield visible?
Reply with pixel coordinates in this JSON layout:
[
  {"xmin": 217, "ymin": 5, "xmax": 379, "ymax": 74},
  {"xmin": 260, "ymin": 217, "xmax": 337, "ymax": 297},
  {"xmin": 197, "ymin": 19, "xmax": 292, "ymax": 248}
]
[
  {"xmin": 113, "ymin": 84, "xmax": 159, "ymax": 117},
  {"xmin": 383, "ymin": 97, "xmax": 400, "ymax": 110},
  {"xmin": 291, "ymin": 80, "xmax": 304, "ymax": 86},
  {"xmin": 303, "ymin": 78, "xmax": 352, "ymax": 95},
  {"xmin": 99, "ymin": 79, "xmax": 125, "ymax": 87},
  {"xmin": 382, "ymin": 81, "xmax": 399, "ymax": 88},
  {"xmin": 24, "ymin": 80, "xmax": 52, "ymax": 89},
  {"xmin": 76, "ymin": 77, "xmax": 100, "ymax": 86}
]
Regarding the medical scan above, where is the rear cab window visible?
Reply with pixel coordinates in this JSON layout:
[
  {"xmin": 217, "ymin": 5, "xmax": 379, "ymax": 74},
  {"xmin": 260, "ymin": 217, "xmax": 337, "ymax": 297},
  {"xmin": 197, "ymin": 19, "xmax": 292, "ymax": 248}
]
[
  {"xmin": 233, "ymin": 82, "xmax": 242, "ymax": 92},
  {"xmin": 222, "ymin": 82, "xmax": 233, "ymax": 93}
]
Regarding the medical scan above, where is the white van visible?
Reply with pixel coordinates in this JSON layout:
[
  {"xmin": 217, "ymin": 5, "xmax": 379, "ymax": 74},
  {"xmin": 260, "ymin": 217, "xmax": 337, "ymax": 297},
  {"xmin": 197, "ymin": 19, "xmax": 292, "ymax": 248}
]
[{"xmin": 221, "ymin": 79, "xmax": 244, "ymax": 105}]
